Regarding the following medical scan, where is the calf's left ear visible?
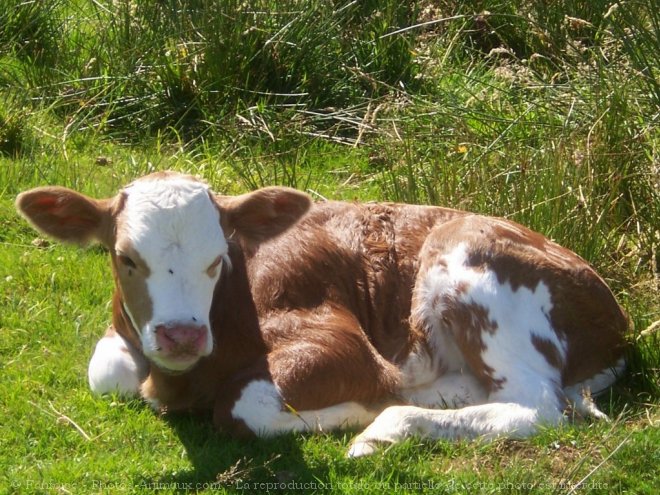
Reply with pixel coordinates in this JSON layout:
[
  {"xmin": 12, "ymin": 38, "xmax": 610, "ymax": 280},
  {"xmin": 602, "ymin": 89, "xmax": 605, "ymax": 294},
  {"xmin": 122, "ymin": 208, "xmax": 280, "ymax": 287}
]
[
  {"xmin": 217, "ymin": 186, "xmax": 311, "ymax": 244},
  {"xmin": 16, "ymin": 186, "xmax": 116, "ymax": 246}
]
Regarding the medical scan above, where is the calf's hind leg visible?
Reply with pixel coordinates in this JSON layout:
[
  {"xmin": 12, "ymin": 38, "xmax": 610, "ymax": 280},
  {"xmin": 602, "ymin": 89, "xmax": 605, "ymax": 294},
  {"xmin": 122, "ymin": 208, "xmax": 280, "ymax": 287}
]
[
  {"xmin": 348, "ymin": 372, "xmax": 565, "ymax": 457},
  {"xmin": 348, "ymin": 227, "xmax": 576, "ymax": 457}
]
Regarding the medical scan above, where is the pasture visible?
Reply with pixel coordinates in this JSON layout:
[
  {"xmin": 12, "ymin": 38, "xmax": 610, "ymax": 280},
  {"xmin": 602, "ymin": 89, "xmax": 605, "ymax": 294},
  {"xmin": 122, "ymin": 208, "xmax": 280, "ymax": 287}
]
[{"xmin": 1, "ymin": 1, "xmax": 658, "ymax": 493}]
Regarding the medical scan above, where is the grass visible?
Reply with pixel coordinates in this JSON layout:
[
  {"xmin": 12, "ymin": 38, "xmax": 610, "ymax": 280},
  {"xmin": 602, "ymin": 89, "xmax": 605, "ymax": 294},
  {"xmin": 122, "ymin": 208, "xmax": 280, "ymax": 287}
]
[{"xmin": 1, "ymin": 1, "xmax": 659, "ymax": 494}]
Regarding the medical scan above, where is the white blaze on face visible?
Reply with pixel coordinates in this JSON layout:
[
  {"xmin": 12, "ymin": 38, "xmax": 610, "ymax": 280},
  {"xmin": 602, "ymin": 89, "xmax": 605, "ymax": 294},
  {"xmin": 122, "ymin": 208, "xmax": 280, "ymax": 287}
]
[{"xmin": 117, "ymin": 176, "xmax": 228, "ymax": 371}]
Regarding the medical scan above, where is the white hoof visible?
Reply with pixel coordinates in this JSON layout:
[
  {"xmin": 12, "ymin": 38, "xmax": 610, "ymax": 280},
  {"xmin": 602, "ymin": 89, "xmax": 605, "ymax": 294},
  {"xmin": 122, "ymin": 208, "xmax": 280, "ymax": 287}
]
[{"xmin": 347, "ymin": 437, "xmax": 380, "ymax": 458}]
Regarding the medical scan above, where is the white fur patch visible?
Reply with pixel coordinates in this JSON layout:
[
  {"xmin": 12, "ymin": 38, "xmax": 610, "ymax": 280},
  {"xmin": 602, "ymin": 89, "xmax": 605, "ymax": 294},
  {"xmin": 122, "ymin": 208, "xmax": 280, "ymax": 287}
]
[
  {"xmin": 401, "ymin": 370, "xmax": 487, "ymax": 408},
  {"xmin": 563, "ymin": 357, "xmax": 626, "ymax": 421},
  {"xmin": 566, "ymin": 357, "xmax": 626, "ymax": 397},
  {"xmin": 119, "ymin": 177, "xmax": 228, "ymax": 370},
  {"xmin": 398, "ymin": 342, "xmax": 438, "ymax": 389},
  {"xmin": 88, "ymin": 332, "xmax": 146, "ymax": 397},
  {"xmin": 231, "ymin": 380, "xmax": 377, "ymax": 436},
  {"xmin": 348, "ymin": 402, "xmax": 551, "ymax": 458},
  {"xmin": 417, "ymin": 243, "xmax": 565, "ymax": 410}
]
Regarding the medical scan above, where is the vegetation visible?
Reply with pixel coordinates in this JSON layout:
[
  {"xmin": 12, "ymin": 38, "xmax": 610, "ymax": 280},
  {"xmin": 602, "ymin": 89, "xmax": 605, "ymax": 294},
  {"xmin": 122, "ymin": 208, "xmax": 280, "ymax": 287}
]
[{"xmin": 1, "ymin": 1, "xmax": 658, "ymax": 493}]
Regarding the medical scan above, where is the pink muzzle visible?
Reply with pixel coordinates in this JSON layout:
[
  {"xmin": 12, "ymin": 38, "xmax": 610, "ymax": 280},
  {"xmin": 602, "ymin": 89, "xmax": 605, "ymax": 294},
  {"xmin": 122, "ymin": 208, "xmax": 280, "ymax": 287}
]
[{"xmin": 155, "ymin": 324, "xmax": 208, "ymax": 357}]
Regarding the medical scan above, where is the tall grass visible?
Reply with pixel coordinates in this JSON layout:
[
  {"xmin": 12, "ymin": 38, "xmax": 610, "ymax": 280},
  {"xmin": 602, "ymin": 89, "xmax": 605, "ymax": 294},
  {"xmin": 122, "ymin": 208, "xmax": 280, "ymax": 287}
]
[
  {"xmin": 1, "ymin": 0, "xmax": 657, "ymax": 297},
  {"xmin": 1, "ymin": 1, "xmax": 656, "ymax": 275},
  {"xmin": 1, "ymin": 0, "xmax": 418, "ymax": 138}
]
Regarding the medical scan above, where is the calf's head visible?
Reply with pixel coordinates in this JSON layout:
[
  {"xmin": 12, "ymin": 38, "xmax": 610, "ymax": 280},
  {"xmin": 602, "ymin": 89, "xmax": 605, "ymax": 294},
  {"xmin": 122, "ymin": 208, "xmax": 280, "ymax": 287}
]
[{"xmin": 16, "ymin": 172, "xmax": 310, "ymax": 373}]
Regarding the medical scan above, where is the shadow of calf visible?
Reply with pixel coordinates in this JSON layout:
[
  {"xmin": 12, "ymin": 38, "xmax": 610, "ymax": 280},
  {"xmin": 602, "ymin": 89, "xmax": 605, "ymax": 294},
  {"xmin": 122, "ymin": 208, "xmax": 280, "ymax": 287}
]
[{"xmin": 134, "ymin": 413, "xmax": 334, "ymax": 493}]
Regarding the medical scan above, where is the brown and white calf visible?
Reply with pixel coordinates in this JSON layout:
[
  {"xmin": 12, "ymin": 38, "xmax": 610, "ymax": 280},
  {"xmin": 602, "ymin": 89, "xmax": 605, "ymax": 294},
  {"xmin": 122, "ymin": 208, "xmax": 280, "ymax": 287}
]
[{"xmin": 16, "ymin": 172, "xmax": 627, "ymax": 456}]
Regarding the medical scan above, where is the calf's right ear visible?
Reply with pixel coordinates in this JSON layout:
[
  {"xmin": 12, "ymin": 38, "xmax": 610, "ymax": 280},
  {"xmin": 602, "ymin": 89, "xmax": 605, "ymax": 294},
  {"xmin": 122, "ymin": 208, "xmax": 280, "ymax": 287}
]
[{"xmin": 16, "ymin": 186, "xmax": 116, "ymax": 246}]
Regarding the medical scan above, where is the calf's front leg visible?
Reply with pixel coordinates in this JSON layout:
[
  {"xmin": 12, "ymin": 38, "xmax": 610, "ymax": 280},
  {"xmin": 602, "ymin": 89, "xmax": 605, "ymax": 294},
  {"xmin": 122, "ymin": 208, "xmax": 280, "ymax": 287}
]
[{"xmin": 88, "ymin": 326, "xmax": 148, "ymax": 397}]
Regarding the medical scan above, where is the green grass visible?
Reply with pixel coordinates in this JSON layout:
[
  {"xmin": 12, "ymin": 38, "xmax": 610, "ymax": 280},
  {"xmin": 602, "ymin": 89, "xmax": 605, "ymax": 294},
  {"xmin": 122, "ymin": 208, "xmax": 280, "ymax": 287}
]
[{"xmin": 1, "ymin": 1, "xmax": 659, "ymax": 494}]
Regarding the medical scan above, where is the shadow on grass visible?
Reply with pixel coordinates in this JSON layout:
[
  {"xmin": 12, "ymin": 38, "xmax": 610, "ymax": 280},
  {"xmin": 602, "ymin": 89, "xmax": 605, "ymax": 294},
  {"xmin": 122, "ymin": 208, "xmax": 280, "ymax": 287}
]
[
  {"xmin": 605, "ymin": 337, "xmax": 660, "ymax": 417},
  {"xmin": 134, "ymin": 413, "xmax": 332, "ymax": 493},
  {"xmin": 140, "ymin": 415, "xmax": 479, "ymax": 494}
]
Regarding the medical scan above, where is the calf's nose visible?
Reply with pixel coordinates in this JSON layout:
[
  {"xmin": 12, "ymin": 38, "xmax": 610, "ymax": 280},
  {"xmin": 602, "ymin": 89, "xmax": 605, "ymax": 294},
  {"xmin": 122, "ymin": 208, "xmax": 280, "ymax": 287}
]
[{"xmin": 155, "ymin": 323, "xmax": 208, "ymax": 354}]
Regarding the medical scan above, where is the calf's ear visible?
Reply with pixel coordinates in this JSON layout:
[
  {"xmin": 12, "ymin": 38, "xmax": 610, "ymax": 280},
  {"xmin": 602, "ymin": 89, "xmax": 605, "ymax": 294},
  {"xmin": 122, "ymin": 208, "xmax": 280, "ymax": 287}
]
[
  {"xmin": 217, "ymin": 187, "xmax": 311, "ymax": 245},
  {"xmin": 16, "ymin": 186, "xmax": 116, "ymax": 246}
]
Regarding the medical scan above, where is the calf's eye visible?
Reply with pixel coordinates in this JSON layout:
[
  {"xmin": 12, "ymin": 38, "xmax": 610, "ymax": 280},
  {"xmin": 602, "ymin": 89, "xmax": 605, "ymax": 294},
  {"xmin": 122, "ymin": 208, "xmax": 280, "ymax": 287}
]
[{"xmin": 118, "ymin": 254, "xmax": 137, "ymax": 270}]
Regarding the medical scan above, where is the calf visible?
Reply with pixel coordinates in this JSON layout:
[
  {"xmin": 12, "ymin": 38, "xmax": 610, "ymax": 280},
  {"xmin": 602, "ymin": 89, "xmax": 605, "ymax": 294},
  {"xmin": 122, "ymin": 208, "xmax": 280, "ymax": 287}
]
[{"xmin": 16, "ymin": 171, "xmax": 627, "ymax": 456}]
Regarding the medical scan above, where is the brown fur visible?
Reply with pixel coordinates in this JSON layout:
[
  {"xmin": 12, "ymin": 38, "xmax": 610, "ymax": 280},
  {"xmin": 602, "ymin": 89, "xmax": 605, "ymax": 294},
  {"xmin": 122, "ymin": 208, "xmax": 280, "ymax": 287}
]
[
  {"xmin": 15, "ymin": 176, "xmax": 629, "ymax": 435},
  {"xmin": 532, "ymin": 335, "xmax": 564, "ymax": 369},
  {"xmin": 111, "ymin": 245, "xmax": 153, "ymax": 330}
]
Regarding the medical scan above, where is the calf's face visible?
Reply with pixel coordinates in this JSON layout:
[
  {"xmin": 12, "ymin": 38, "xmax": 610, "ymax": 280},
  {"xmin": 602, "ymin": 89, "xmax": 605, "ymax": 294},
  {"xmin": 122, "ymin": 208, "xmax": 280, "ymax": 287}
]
[
  {"xmin": 15, "ymin": 173, "xmax": 311, "ymax": 374},
  {"xmin": 112, "ymin": 177, "xmax": 228, "ymax": 371}
]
